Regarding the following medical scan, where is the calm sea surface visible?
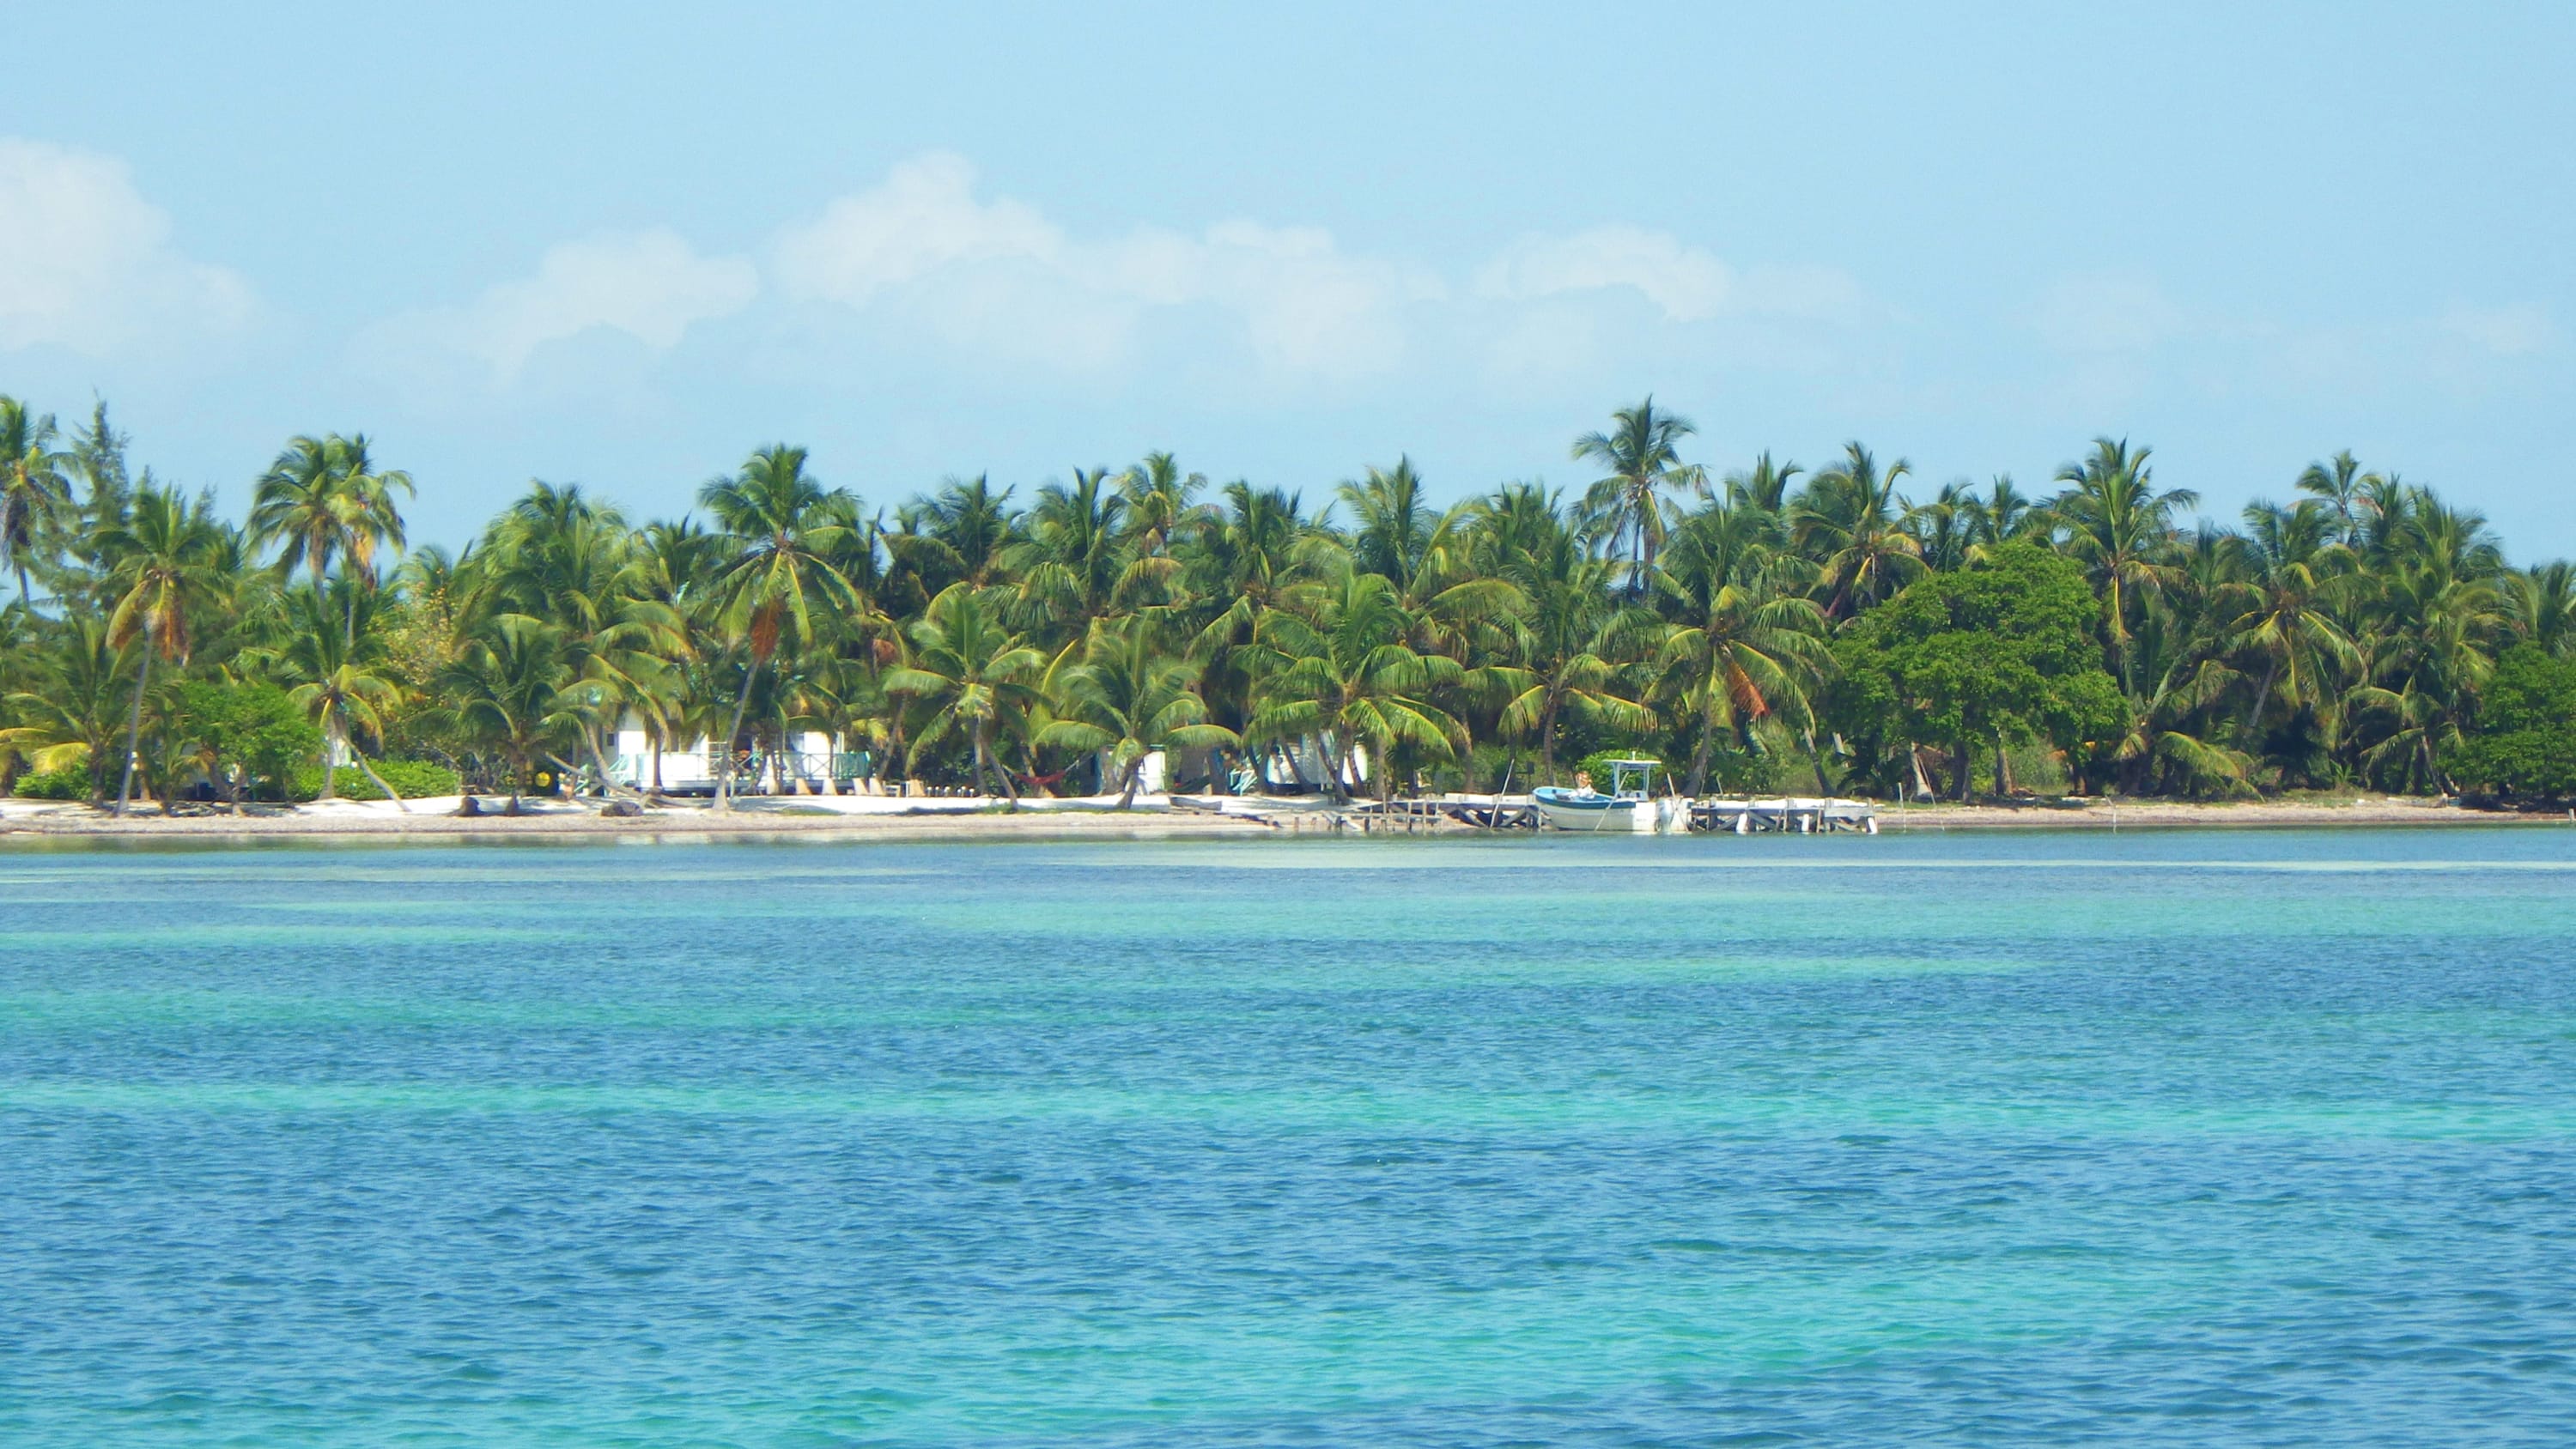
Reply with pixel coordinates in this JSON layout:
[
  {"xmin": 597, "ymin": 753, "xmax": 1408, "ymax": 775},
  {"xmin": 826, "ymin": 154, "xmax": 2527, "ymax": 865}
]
[{"xmin": 3, "ymin": 828, "xmax": 2574, "ymax": 1446}]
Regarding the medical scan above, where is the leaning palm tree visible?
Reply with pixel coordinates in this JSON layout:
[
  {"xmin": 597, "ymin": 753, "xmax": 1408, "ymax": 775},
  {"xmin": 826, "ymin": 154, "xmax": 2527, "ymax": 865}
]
[
  {"xmin": 699, "ymin": 445, "xmax": 861, "ymax": 809},
  {"xmin": 1573, "ymin": 397, "xmax": 1702, "ymax": 591},
  {"xmin": 1036, "ymin": 615, "xmax": 1241, "ymax": 807},
  {"xmin": 885, "ymin": 583, "xmax": 1046, "ymax": 802},
  {"xmin": 0, "ymin": 397, "xmax": 74, "ymax": 606},
  {"xmin": 98, "ymin": 486, "xmax": 225, "ymax": 815},
  {"xmin": 259, "ymin": 580, "xmax": 414, "ymax": 808}
]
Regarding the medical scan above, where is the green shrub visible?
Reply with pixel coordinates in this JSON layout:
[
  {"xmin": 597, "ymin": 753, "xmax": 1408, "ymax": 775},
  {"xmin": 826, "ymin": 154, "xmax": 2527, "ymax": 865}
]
[
  {"xmin": 288, "ymin": 759, "xmax": 463, "ymax": 802},
  {"xmin": 2449, "ymin": 646, "xmax": 2576, "ymax": 802},
  {"xmin": 177, "ymin": 682, "xmax": 320, "ymax": 801},
  {"xmin": 13, "ymin": 767, "xmax": 89, "ymax": 801}
]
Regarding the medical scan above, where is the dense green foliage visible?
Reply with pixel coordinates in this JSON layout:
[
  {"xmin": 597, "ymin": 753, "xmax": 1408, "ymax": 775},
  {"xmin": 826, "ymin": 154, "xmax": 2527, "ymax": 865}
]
[
  {"xmin": 2446, "ymin": 647, "xmax": 2576, "ymax": 802},
  {"xmin": 12, "ymin": 767, "xmax": 86, "ymax": 800},
  {"xmin": 289, "ymin": 759, "xmax": 463, "ymax": 803},
  {"xmin": 1833, "ymin": 546, "xmax": 2126, "ymax": 800},
  {"xmin": 177, "ymin": 682, "xmax": 319, "ymax": 804},
  {"xmin": 3, "ymin": 394, "xmax": 2570, "ymax": 812}
]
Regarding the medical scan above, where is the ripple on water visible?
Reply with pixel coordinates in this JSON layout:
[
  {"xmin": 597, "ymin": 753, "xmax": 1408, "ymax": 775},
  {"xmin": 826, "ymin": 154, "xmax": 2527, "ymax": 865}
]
[{"xmin": 3, "ymin": 828, "xmax": 2574, "ymax": 1446}]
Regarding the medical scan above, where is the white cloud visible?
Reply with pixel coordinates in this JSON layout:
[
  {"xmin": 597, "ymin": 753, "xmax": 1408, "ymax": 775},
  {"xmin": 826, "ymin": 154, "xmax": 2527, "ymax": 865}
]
[
  {"xmin": 775, "ymin": 152, "xmax": 1062, "ymax": 305},
  {"xmin": 1476, "ymin": 226, "xmax": 1733, "ymax": 322},
  {"xmin": 2439, "ymin": 303, "xmax": 2554, "ymax": 357},
  {"xmin": 0, "ymin": 137, "xmax": 252, "ymax": 355},
  {"xmin": 773, "ymin": 153, "xmax": 1436, "ymax": 380},
  {"xmin": 397, "ymin": 228, "xmax": 758, "ymax": 381}
]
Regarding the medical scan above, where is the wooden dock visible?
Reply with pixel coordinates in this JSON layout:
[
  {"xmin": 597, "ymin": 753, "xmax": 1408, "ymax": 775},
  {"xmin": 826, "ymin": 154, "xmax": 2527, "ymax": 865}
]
[
  {"xmin": 1171, "ymin": 793, "xmax": 1877, "ymax": 835},
  {"xmin": 1687, "ymin": 797, "xmax": 1879, "ymax": 834}
]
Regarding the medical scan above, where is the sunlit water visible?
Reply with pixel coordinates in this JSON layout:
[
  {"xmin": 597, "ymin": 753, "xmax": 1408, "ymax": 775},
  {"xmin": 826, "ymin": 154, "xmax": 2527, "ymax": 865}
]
[{"xmin": 4, "ymin": 828, "xmax": 2575, "ymax": 1446}]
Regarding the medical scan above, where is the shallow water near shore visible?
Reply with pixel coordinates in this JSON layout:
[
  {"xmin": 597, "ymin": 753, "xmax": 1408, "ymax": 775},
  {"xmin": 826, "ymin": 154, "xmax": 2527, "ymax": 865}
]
[{"xmin": 5, "ymin": 828, "xmax": 2574, "ymax": 1446}]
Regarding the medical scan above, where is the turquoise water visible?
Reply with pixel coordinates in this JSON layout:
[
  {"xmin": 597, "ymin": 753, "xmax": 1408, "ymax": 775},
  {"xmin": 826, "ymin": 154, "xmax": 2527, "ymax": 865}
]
[{"xmin": 4, "ymin": 829, "xmax": 2574, "ymax": 1446}]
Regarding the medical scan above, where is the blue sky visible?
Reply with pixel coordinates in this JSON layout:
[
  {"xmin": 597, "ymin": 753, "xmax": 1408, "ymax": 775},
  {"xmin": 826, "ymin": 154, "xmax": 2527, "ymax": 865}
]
[{"xmin": 3, "ymin": 3, "xmax": 2570, "ymax": 555}]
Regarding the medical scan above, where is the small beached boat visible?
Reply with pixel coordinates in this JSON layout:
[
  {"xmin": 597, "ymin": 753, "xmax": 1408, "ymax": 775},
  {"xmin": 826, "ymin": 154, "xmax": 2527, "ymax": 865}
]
[{"xmin": 1530, "ymin": 759, "xmax": 1687, "ymax": 833}]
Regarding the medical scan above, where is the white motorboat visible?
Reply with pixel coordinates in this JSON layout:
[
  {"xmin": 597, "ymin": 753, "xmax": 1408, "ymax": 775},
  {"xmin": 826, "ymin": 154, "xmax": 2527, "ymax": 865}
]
[{"xmin": 1530, "ymin": 759, "xmax": 1687, "ymax": 833}]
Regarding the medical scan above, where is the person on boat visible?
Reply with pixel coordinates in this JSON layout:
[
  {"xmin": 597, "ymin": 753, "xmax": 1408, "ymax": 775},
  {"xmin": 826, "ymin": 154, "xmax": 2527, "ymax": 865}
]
[{"xmin": 1573, "ymin": 770, "xmax": 1593, "ymax": 794}]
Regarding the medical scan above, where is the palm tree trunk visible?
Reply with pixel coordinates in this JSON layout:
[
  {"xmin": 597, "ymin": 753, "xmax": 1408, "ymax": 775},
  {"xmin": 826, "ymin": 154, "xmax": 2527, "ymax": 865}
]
[
  {"xmin": 116, "ymin": 644, "xmax": 150, "ymax": 817},
  {"xmin": 351, "ymin": 748, "xmax": 411, "ymax": 814},
  {"xmin": 1993, "ymin": 724, "xmax": 2015, "ymax": 797},
  {"xmin": 2245, "ymin": 656, "xmax": 2281, "ymax": 737},
  {"xmin": 15, "ymin": 561, "xmax": 29, "ymax": 609},
  {"xmin": 1116, "ymin": 756, "xmax": 1141, "ymax": 809},
  {"xmin": 1686, "ymin": 711, "xmax": 1714, "ymax": 797},
  {"xmin": 1956, "ymin": 736, "xmax": 1975, "ymax": 803},
  {"xmin": 1803, "ymin": 728, "xmax": 1834, "ymax": 797},
  {"xmin": 714, "ymin": 658, "xmax": 759, "ymax": 812},
  {"xmin": 318, "ymin": 712, "xmax": 340, "ymax": 801},
  {"xmin": 1537, "ymin": 694, "xmax": 1562, "ymax": 785}
]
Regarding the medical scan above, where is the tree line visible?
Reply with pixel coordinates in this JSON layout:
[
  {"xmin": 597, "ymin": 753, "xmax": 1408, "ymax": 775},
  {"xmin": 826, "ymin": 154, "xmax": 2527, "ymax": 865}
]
[{"xmin": 3, "ymin": 393, "xmax": 2572, "ymax": 814}]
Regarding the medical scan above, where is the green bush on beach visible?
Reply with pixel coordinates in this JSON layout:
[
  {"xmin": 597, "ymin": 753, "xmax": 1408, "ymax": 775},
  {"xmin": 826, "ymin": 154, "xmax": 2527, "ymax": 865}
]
[
  {"xmin": 2447, "ymin": 646, "xmax": 2576, "ymax": 803},
  {"xmin": 288, "ymin": 760, "xmax": 462, "ymax": 803},
  {"xmin": 13, "ymin": 767, "xmax": 89, "ymax": 800}
]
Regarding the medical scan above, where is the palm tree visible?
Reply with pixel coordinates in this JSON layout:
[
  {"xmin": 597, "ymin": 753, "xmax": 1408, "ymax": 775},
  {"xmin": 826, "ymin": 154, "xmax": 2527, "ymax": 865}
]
[
  {"xmin": 2501, "ymin": 561, "xmax": 2575, "ymax": 658},
  {"xmin": 1340, "ymin": 457, "xmax": 1443, "ymax": 591},
  {"xmin": 432, "ymin": 615, "xmax": 568, "ymax": 810},
  {"xmin": 1792, "ymin": 443, "xmax": 1924, "ymax": 621},
  {"xmin": 98, "ymin": 486, "xmax": 225, "ymax": 815},
  {"xmin": 1655, "ymin": 512, "xmax": 1833, "ymax": 795},
  {"xmin": 0, "ymin": 397, "xmax": 73, "ymax": 606},
  {"xmin": 1573, "ymin": 397, "xmax": 1702, "ymax": 591},
  {"xmin": 1118, "ymin": 452, "xmax": 1206, "ymax": 559},
  {"xmin": 2348, "ymin": 544, "xmax": 2504, "ymax": 793},
  {"xmin": 699, "ymin": 445, "xmax": 861, "ymax": 809},
  {"xmin": 885, "ymin": 583, "xmax": 1046, "ymax": 802},
  {"xmin": 1479, "ymin": 517, "xmax": 1656, "ymax": 785},
  {"xmin": 2295, "ymin": 451, "xmax": 2369, "ymax": 545},
  {"xmin": 1721, "ymin": 452, "xmax": 1801, "ymax": 516},
  {"xmin": 1004, "ymin": 467, "xmax": 1137, "ymax": 642},
  {"xmin": 2106, "ymin": 600, "xmax": 2253, "ymax": 798},
  {"xmin": 264, "ymin": 580, "xmax": 413, "ymax": 808},
  {"xmin": 1036, "ymin": 615, "xmax": 1241, "ymax": 806},
  {"xmin": 483, "ymin": 482, "xmax": 682, "ymax": 789},
  {"xmin": 1965, "ymin": 475, "xmax": 2047, "ymax": 549},
  {"xmin": 0, "ymin": 612, "xmax": 136, "ymax": 804},
  {"xmin": 2052, "ymin": 437, "xmax": 2197, "ymax": 688},
  {"xmin": 1245, "ymin": 568, "xmax": 1467, "ymax": 803},
  {"xmin": 249, "ymin": 433, "xmax": 412, "ymax": 645},
  {"xmin": 2228, "ymin": 500, "xmax": 2359, "ymax": 734},
  {"xmin": 901, "ymin": 473, "xmax": 1019, "ymax": 592}
]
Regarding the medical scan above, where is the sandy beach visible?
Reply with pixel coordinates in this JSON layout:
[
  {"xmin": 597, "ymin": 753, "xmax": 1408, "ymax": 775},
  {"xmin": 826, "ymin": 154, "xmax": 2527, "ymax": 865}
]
[
  {"xmin": 0, "ymin": 795, "xmax": 1289, "ymax": 842},
  {"xmin": 1, "ymin": 791, "xmax": 2564, "ymax": 841}
]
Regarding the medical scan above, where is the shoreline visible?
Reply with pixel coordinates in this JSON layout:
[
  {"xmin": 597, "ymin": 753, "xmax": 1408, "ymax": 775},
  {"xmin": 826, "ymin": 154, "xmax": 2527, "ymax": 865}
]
[{"xmin": 0, "ymin": 793, "xmax": 2567, "ymax": 842}]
